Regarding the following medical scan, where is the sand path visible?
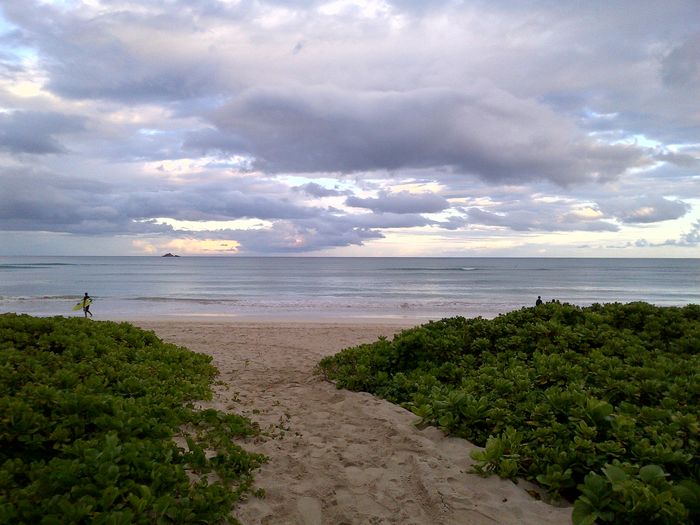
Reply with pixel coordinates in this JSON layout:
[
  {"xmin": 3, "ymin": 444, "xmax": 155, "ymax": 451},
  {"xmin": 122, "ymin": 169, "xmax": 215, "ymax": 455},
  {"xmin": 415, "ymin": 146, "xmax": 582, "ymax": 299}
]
[{"xmin": 138, "ymin": 321, "xmax": 572, "ymax": 525}]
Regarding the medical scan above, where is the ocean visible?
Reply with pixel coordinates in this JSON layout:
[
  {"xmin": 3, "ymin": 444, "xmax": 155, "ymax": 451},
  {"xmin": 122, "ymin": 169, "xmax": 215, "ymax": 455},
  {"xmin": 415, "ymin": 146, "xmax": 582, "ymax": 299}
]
[{"xmin": 0, "ymin": 257, "xmax": 698, "ymax": 321}]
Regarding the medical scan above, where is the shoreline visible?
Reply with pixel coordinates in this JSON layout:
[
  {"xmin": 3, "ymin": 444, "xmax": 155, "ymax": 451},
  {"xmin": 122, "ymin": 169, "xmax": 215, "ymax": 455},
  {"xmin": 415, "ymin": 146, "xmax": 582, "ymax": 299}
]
[
  {"xmin": 124, "ymin": 314, "xmax": 429, "ymax": 326},
  {"xmin": 134, "ymin": 320, "xmax": 572, "ymax": 524}
]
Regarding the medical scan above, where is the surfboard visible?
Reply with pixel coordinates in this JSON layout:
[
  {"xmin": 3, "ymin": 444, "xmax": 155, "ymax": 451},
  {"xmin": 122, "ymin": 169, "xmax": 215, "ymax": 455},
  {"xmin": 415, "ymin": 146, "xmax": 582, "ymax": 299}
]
[{"xmin": 72, "ymin": 298, "xmax": 92, "ymax": 311}]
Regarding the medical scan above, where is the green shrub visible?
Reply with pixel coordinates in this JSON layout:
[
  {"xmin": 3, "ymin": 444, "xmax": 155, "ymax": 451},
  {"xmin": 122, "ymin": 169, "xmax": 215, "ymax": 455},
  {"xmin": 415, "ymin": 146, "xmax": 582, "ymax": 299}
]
[
  {"xmin": 0, "ymin": 314, "xmax": 265, "ymax": 524},
  {"xmin": 318, "ymin": 302, "xmax": 700, "ymax": 523}
]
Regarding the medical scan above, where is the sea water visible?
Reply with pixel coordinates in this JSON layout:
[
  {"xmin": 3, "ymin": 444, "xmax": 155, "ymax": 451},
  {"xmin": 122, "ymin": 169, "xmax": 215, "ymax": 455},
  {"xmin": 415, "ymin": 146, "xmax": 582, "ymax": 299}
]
[{"xmin": 0, "ymin": 257, "xmax": 698, "ymax": 321}]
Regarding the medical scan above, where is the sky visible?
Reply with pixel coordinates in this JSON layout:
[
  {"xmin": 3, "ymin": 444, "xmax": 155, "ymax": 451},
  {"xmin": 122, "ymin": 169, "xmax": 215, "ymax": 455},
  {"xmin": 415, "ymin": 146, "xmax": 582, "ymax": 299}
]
[{"xmin": 0, "ymin": 0, "xmax": 698, "ymax": 257}]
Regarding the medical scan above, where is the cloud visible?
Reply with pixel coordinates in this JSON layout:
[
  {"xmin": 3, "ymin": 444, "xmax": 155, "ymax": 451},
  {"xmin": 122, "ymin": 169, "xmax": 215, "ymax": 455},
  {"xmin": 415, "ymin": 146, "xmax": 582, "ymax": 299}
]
[
  {"xmin": 466, "ymin": 206, "xmax": 619, "ymax": 233},
  {"xmin": 0, "ymin": 0, "xmax": 698, "ymax": 256},
  {"xmin": 0, "ymin": 162, "xmax": 446, "ymax": 252},
  {"xmin": 294, "ymin": 182, "xmax": 352, "ymax": 197},
  {"xmin": 346, "ymin": 190, "xmax": 449, "ymax": 214},
  {"xmin": 679, "ymin": 220, "xmax": 700, "ymax": 245},
  {"xmin": 0, "ymin": 167, "xmax": 318, "ymax": 234},
  {"xmin": 654, "ymin": 150, "xmax": 700, "ymax": 168},
  {"xmin": 598, "ymin": 196, "xmax": 690, "ymax": 224},
  {"xmin": 184, "ymin": 218, "xmax": 384, "ymax": 254},
  {"xmin": 0, "ymin": 111, "xmax": 84, "ymax": 154},
  {"xmin": 1, "ymin": 0, "xmax": 233, "ymax": 103},
  {"xmin": 208, "ymin": 85, "xmax": 649, "ymax": 185},
  {"xmin": 0, "ymin": 168, "xmax": 174, "ymax": 234},
  {"xmin": 182, "ymin": 128, "xmax": 249, "ymax": 157},
  {"xmin": 661, "ymin": 34, "xmax": 700, "ymax": 89},
  {"xmin": 633, "ymin": 220, "xmax": 700, "ymax": 249}
]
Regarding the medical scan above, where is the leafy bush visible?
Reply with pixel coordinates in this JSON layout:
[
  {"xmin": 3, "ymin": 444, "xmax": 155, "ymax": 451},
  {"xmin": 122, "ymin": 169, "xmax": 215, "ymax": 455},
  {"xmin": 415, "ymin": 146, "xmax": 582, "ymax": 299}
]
[
  {"xmin": 318, "ymin": 302, "xmax": 700, "ymax": 524},
  {"xmin": 0, "ymin": 314, "xmax": 265, "ymax": 524}
]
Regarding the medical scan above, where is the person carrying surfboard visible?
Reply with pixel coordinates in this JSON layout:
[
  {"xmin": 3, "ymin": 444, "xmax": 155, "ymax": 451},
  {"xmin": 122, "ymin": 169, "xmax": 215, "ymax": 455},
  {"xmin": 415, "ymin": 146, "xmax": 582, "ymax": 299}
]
[{"xmin": 82, "ymin": 292, "xmax": 93, "ymax": 318}]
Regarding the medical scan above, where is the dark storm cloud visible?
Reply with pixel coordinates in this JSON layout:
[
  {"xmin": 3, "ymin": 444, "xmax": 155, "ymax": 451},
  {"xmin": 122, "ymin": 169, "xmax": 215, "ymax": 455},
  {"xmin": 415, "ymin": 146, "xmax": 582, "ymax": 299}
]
[
  {"xmin": 209, "ymin": 85, "xmax": 649, "ymax": 185},
  {"xmin": 0, "ymin": 111, "xmax": 85, "ymax": 154},
  {"xmin": 346, "ymin": 191, "xmax": 449, "ymax": 214}
]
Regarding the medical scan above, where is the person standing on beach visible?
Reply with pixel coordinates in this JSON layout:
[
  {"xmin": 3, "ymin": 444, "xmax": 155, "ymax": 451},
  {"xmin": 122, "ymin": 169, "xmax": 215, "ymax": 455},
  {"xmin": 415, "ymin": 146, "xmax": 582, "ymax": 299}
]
[
  {"xmin": 82, "ymin": 292, "xmax": 93, "ymax": 318},
  {"xmin": 536, "ymin": 296, "xmax": 543, "ymax": 306}
]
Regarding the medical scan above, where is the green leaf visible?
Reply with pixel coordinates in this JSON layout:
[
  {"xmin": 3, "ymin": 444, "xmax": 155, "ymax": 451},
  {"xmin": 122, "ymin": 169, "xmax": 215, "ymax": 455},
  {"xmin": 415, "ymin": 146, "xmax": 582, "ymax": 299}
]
[
  {"xmin": 572, "ymin": 500, "xmax": 599, "ymax": 525},
  {"xmin": 603, "ymin": 465, "xmax": 628, "ymax": 484},
  {"xmin": 638, "ymin": 464, "xmax": 666, "ymax": 483}
]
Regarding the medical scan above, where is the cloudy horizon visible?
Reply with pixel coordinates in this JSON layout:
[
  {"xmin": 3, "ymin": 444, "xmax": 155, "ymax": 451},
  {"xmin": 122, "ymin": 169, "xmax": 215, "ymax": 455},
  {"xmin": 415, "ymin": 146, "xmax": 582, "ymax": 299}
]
[{"xmin": 1, "ymin": 0, "xmax": 698, "ymax": 256}]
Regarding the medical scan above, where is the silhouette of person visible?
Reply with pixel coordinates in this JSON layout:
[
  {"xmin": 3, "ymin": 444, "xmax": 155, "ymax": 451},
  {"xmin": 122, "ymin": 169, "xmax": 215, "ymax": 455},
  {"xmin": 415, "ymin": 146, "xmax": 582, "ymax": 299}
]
[
  {"xmin": 536, "ymin": 296, "xmax": 543, "ymax": 306},
  {"xmin": 82, "ymin": 292, "xmax": 93, "ymax": 318}
]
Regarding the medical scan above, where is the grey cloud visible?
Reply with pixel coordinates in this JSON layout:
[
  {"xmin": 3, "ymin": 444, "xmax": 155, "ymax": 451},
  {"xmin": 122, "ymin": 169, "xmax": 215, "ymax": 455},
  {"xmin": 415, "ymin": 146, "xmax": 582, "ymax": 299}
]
[
  {"xmin": 96, "ymin": 131, "xmax": 190, "ymax": 163},
  {"xmin": 113, "ymin": 182, "xmax": 319, "ymax": 222},
  {"xmin": 0, "ymin": 169, "xmax": 160, "ymax": 234},
  {"xmin": 680, "ymin": 220, "xmax": 700, "ymax": 245},
  {"xmin": 0, "ymin": 0, "xmax": 698, "ymax": 255},
  {"xmin": 0, "ymin": 168, "xmax": 318, "ymax": 235},
  {"xmin": 0, "ymin": 111, "xmax": 85, "ymax": 154},
  {"xmin": 170, "ymin": 209, "xmax": 437, "ymax": 254},
  {"xmin": 199, "ymin": 207, "xmax": 443, "ymax": 254},
  {"xmin": 191, "ymin": 218, "xmax": 384, "ymax": 254},
  {"xmin": 661, "ymin": 34, "xmax": 700, "ymax": 89},
  {"xmin": 183, "ymin": 128, "xmax": 248, "ymax": 157},
  {"xmin": 346, "ymin": 191, "xmax": 449, "ymax": 214},
  {"xmin": 599, "ymin": 196, "xmax": 690, "ymax": 224},
  {"xmin": 294, "ymin": 182, "xmax": 351, "ymax": 197},
  {"xmin": 2, "ymin": 0, "xmax": 230, "ymax": 103},
  {"xmin": 438, "ymin": 216, "xmax": 469, "ymax": 230},
  {"xmin": 655, "ymin": 151, "xmax": 700, "ymax": 168},
  {"xmin": 466, "ymin": 205, "xmax": 619, "ymax": 232},
  {"xmin": 210, "ymin": 85, "xmax": 649, "ymax": 185},
  {"xmin": 292, "ymin": 41, "xmax": 306, "ymax": 55},
  {"xmin": 633, "ymin": 220, "xmax": 700, "ymax": 248},
  {"xmin": 345, "ymin": 212, "xmax": 433, "ymax": 229}
]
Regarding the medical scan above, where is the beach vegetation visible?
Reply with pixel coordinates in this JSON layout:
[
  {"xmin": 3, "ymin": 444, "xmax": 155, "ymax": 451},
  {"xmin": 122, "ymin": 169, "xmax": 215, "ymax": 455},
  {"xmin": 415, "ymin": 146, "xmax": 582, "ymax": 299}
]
[
  {"xmin": 0, "ymin": 314, "xmax": 265, "ymax": 524},
  {"xmin": 318, "ymin": 302, "xmax": 700, "ymax": 524}
]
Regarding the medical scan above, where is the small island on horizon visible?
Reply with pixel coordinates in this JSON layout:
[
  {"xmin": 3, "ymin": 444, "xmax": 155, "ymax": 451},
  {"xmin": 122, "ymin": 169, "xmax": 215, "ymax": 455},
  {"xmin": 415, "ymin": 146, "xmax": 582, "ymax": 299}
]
[{"xmin": 161, "ymin": 253, "xmax": 180, "ymax": 257}]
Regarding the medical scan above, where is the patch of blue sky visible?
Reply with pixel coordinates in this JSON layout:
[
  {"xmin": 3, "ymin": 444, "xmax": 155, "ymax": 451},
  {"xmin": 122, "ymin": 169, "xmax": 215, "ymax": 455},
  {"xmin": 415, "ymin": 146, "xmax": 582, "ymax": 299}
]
[
  {"xmin": 602, "ymin": 132, "xmax": 664, "ymax": 149},
  {"xmin": 0, "ymin": 14, "xmax": 37, "ymax": 63},
  {"xmin": 582, "ymin": 108, "xmax": 619, "ymax": 120},
  {"xmin": 625, "ymin": 134, "xmax": 664, "ymax": 148},
  {"xmin": 0, "ymin": 12, "xmax": 13, "ymax": 33}
]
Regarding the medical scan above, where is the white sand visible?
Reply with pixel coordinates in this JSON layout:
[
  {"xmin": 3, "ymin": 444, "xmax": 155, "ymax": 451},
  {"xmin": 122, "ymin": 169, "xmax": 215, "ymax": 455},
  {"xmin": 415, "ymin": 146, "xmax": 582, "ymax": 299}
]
[{"xmin": 136, "ymin": 320, "xmax": 572, "ymax": 525}]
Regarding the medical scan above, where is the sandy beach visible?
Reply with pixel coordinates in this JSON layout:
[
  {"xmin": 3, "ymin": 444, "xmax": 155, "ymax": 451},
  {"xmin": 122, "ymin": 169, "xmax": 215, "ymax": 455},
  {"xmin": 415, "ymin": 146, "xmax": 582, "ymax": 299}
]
[{"xmin": 136, "ymin": 320, "xmax": 572, "ymax": 525}]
